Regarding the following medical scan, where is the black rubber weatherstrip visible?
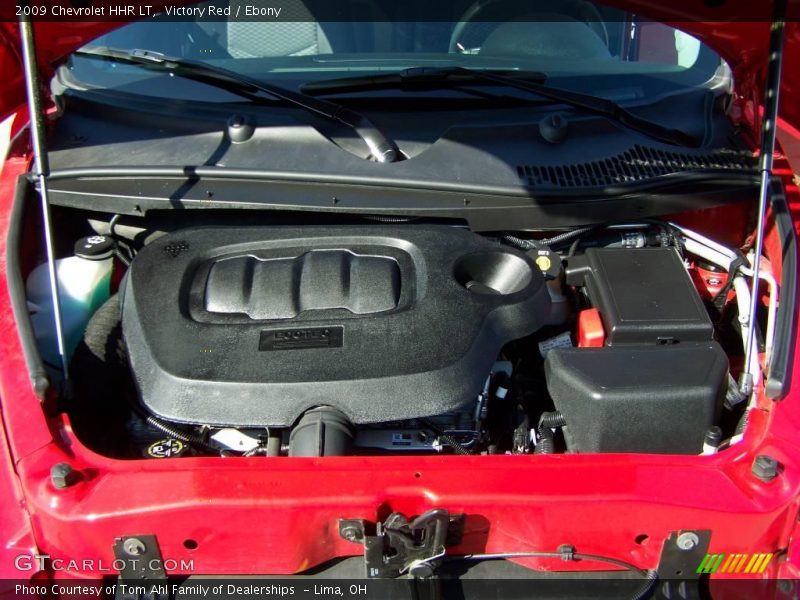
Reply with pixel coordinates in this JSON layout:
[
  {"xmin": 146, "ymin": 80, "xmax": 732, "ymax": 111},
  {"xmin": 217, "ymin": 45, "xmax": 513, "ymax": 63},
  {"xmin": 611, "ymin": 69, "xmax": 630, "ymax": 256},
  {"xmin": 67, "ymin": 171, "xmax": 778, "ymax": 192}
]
[
  {"xmin": 765, "ymin": 178, "xmax": 796, "ymax": 400},
  {"xmin": 5, "ymin": 176, "xmax": 49, "ymax": 398}
]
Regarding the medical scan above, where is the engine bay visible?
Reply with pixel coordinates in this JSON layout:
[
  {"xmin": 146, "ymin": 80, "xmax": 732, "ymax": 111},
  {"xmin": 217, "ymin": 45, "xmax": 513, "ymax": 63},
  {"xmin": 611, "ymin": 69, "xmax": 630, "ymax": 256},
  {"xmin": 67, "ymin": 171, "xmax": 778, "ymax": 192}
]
[
  {"xmin": 4, "ymin": 1, "xmax": 799, "ymax": 582},
  {"xmin": 24, "ymin": 209, "xmax": 764, "ymax": 461}
]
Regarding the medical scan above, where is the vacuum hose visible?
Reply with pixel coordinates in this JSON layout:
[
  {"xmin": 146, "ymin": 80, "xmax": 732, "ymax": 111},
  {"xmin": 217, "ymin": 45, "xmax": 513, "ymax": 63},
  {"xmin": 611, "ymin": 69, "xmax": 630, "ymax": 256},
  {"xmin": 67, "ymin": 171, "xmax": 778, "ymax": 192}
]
[{"xmin": 534, "ymin": 411, "xmax": 565, "ymax": 454}]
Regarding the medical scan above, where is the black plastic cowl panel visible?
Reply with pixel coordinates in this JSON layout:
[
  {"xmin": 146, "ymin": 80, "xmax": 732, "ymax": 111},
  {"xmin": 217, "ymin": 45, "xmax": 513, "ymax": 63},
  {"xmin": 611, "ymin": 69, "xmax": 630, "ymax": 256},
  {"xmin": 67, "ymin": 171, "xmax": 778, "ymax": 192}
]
[{"xmin": 122, "ymin": 226, "xmax": 550, "ymax": 427}]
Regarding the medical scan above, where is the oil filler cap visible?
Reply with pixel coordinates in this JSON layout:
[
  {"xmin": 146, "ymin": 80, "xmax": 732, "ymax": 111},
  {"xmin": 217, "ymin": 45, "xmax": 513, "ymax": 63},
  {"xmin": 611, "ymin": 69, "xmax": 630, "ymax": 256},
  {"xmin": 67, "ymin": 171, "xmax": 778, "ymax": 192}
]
[
  {"xmin": 528, "ymin": 245, "xmax": 561, "ymax": 280},
  {"xmin": 74, "ymin": 235, "xmax": 115, "ymax": 261}
]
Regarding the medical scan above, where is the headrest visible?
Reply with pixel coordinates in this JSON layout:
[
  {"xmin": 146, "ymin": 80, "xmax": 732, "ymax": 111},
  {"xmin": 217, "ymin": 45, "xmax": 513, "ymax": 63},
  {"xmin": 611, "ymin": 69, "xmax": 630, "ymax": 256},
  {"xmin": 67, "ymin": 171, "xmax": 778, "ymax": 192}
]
[{"xmin": 480, "ymin": 15, "xmax": 611, "ymax": 60}]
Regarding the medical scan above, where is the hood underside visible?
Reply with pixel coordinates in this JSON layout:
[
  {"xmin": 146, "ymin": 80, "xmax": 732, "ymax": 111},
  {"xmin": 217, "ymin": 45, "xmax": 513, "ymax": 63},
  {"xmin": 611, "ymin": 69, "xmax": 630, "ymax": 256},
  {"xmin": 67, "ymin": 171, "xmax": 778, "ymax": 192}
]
[{"xmin": 0, "ymin": 1, "xmax": 798, "ymax": 130}]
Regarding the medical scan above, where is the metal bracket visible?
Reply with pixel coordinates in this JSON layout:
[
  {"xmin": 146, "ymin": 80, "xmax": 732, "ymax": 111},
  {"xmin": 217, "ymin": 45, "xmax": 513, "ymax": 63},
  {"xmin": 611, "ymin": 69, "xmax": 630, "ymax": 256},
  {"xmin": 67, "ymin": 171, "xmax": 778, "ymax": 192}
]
[
  {"xmin": 340, "ymin": 508, "xmax": 464, "ymax": 578},
  {"xmin": 653, "ymin": 530, "xmax": 711, "ymax": 600},
  {"xmin": 113, "ymin": 535, "xmax": 168, "ymax": 600}
]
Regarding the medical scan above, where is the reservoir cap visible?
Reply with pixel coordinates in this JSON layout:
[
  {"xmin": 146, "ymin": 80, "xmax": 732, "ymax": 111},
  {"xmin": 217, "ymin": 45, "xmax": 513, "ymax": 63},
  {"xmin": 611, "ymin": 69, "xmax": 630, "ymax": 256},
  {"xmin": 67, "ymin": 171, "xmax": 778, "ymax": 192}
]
[{"xmin": 74, "ymin": 235, "xmax": 115, "ymax": 261}]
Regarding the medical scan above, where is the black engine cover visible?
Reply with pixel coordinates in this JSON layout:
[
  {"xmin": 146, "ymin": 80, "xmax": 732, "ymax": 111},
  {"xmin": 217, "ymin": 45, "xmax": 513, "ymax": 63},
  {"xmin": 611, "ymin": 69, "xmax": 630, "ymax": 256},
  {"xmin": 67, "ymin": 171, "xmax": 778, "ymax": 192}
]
[{"xmin": 122, "ymin": 226, "xmax": 550, "ymax": 427}]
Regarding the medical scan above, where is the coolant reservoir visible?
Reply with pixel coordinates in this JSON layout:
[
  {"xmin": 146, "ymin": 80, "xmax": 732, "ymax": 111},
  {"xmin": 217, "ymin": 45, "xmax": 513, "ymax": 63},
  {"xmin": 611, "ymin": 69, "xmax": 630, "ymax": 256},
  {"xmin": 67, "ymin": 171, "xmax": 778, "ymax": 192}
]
[{"xmin": 26, "ymin": 236, "xmax": 114, "ymax": 370}]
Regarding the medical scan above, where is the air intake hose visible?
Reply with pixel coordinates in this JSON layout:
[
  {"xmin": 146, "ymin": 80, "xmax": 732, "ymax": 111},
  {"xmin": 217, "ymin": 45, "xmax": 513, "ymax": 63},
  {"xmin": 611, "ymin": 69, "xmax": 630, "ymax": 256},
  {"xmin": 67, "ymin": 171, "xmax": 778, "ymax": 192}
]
[{"xmin": 289, "ymin": 407, "xmax": 355, "ymax": 457}]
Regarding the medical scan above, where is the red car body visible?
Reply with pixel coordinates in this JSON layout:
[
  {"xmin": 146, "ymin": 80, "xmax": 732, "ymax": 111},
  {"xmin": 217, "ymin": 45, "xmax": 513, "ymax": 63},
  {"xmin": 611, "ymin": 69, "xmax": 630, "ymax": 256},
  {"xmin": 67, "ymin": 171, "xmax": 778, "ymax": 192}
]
[{"xmin": 0, "ymin": 0, "xmax": 800, "ymax": 591}]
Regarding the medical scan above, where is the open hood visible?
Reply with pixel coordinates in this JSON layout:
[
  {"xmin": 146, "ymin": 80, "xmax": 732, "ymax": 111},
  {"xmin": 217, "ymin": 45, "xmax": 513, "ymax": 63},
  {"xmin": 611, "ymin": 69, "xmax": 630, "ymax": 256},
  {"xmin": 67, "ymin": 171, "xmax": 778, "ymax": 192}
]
[
  {"xmin": 2, "ymin": 2, "xmax": 800, "ymax": 586},
  {"xmin": 0, "ymin": 1, "xmax": 798, "ymax": 128}
]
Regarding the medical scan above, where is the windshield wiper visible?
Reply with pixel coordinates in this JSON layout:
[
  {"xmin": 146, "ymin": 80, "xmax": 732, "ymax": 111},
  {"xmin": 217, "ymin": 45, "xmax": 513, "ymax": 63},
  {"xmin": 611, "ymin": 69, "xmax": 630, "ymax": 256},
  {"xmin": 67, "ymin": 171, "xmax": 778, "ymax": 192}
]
[
  {"xmin": 302, "ymin": 67, "xmax": 548, "ymax": 94},
  {"xmin": 73, "ymin": 47, "xmax": 400, "ymax": 162},
  {"xmin": 303, "ymin": 67, "xmax": 699, "ymax": 148}
]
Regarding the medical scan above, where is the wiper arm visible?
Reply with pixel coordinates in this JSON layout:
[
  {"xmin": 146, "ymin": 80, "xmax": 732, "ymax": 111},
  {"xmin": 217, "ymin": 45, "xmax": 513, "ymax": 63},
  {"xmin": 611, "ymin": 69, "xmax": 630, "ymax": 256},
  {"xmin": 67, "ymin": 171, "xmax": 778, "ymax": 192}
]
[
  {"xmin": 303, "ymin": 66, "xmax": 699, "ymax": 148},
  {"xmin": 73, "ymin": 47, "xmax": 400, "ymax": 162}
]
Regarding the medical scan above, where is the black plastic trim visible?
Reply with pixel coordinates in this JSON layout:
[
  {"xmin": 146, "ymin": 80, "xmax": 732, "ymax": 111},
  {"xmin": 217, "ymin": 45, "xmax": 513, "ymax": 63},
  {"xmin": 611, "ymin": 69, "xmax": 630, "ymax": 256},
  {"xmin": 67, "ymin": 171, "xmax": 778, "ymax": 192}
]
[
  {"xmin": 43, "ymin": 170, "xmax": 757, "ymax": 232},
  {"xmin": 44, "ymin": 165, "xmax": 758, "ymax": 198},
  {"xmin": 5, "ymin": 176, "xmax": 49, "ymax": 398},
  {"xmin": 765, "ymin": 179, "xmax": 796, "ymax": 400}
]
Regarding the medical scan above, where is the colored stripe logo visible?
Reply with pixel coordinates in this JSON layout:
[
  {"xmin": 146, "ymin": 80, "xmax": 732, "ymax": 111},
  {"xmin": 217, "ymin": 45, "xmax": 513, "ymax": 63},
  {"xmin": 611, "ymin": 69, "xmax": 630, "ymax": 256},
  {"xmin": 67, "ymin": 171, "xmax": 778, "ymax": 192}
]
[{"xmin": 696, "ymin": 553, "xmax": 773, "ymax": 574}]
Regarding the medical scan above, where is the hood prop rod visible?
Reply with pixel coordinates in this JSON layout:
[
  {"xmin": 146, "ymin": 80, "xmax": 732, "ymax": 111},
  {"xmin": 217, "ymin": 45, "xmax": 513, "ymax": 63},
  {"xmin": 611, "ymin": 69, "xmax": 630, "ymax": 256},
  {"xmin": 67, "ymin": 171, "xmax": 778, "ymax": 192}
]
[
  {"xmin": 741, "ymin": 0, "xmax": 787, "ymax": 395},
  {"xmin": 19, "ymin": 11, "xmax": 70, "ymax": 384}
]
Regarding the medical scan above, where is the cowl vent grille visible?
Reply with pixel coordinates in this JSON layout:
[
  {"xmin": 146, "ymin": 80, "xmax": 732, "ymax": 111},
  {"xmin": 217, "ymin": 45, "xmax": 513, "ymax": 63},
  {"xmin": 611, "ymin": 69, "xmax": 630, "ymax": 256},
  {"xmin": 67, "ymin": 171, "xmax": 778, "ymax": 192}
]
[{"xmin": 518, "ymin": 145, "xmax": 756, "ymax": 189}]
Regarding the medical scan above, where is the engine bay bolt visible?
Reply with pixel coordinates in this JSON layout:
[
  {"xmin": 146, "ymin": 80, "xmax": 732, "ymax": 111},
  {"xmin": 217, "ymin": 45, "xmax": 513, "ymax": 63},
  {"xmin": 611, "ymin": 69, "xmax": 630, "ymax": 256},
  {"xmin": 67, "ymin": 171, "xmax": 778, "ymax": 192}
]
[
  {"xmin": 752, "ymin": 455, "xmax": 781, "ymax": 482},
  {"xmin": 50, "ymin": 463, "xmax": 78, "ymax": 489},
  {"xmin": 408, "ymin": 560, "xmax": 435, "ymax": 578},
  {"xmin": 676, "ymin": 532, "xmax": 700, "ymax": 551},
  {"xmin": 341, "ymin": 526, "xmax": 360, "ymax": 542},
  {"xmin": 557, "ymin": 544, "xmax": 576, "ymax": 561},
  {"xmin": 123, "ymin": 538, "xmax": 147, "ymax": 556}
]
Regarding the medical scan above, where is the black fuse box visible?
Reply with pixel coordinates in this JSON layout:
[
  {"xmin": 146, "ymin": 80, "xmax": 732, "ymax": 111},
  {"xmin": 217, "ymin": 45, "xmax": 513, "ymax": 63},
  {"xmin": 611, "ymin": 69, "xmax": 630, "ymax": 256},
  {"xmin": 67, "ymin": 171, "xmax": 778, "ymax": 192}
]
[{"xmin": 565, "ymin": 247, "xmax": 713, "ymax": 345}]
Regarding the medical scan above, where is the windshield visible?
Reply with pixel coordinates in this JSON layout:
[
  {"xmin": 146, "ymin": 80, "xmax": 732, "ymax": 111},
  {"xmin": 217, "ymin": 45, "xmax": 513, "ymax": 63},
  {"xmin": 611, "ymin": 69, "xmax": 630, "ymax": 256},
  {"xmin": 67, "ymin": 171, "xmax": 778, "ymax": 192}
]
[{"xmin": 67, "ymin": 0, "xmax": 726, "ymax": 102}]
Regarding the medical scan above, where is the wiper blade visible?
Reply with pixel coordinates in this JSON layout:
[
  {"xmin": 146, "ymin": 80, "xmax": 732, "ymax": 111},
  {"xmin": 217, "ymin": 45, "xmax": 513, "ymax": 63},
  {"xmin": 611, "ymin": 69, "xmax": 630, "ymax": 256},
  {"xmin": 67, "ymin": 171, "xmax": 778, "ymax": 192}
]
[
  {"xmin": 302, "ymin": 66, "xmax": 548, "ymax": 94},
  {"xmin": 303, "ymin": 66, "xmax": 699, "ymax": 148},
  {"xmin": 73, "ymin": 47, "xmax": 400, "ymax": 162}
]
